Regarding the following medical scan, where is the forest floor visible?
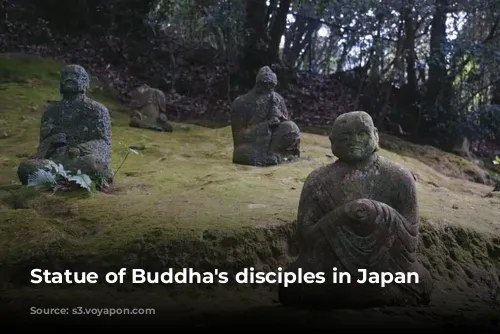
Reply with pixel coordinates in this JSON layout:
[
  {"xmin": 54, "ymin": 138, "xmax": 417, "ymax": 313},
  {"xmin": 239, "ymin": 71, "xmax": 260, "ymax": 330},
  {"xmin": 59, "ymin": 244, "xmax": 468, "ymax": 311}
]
[{"xmin": 0, "ymin": 56, "xmax": 499, "ymax": 330}]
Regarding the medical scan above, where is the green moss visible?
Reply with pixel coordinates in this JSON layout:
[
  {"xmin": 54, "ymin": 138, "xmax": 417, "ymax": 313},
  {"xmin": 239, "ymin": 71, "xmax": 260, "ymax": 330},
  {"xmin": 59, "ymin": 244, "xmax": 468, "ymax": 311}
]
[
  {"xmin": 378, "ymin": 133, "xmax": 489, "ymax": 184},
  {"xmin": 0, "ymin": 56, "xmax": 62, "ymax": 83}
]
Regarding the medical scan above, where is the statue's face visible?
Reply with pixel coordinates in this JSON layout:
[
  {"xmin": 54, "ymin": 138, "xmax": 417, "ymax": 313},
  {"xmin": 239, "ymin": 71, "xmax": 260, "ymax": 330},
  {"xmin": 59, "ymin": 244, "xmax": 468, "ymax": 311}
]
[
  {"xmin": 60, "ymin": 65, "xmax": 89, "ymax": 94},
  {"xmin": 260, "ymin": 76, "xmax": 277, "ymax": 90},
  {"xmin": 262, "ymin": 81, "xmax": 276, "ymax": 90},
  {"xmin": 329, "ymin": 111, "xmax": 379, "ymax": 162}
]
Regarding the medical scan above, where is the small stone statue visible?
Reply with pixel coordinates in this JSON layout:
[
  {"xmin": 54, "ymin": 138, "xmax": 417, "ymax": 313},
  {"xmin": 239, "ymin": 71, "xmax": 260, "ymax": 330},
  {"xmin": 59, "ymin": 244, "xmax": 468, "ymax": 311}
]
[
  {"xmin": 230, "ymin": 66, "xmax": 300, "ymax": 166},
  {"xmin": 278, "ymin": 111, "xmax": 433, "ymax": 309},
  {"xmin": 17, "ymin": 65, "xmax": 113, "ymax": 189},
  {"xmin": 129, "ymin": 84, "xmax": 173, "ymax": 132}
]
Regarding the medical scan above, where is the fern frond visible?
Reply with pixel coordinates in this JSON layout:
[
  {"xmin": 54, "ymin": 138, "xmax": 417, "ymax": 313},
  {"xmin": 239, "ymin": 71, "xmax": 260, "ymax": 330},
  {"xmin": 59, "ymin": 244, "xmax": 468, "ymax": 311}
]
[
  {"xmin": 51, "ymin": 163, "xmax": 68, "ymax": 177},
  {"xmin": 27, "ymin": 169, "xmax": 57, "ymax": 187},
  {"xmin": 67, "ymin": 170, "xmax": 93, "ymax": 191}
]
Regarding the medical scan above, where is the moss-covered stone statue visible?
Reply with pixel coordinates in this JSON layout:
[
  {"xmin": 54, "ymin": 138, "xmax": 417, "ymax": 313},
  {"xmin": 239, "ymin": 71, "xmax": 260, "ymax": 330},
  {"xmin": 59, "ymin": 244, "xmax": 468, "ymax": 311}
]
[
  {"xmin": 17, "ymin": 64, "xmax": 113, "ymax": 189},
  {"xmin": 230, "ymin": 66, "xmax": 300, "ymax": 166},
  {"xmin": 129, "ymin": 84, "xmax": 173, "ymax": 132},
  {"xmin": 278, "ymin": 111, "xmax": 433, "ymax": 309}
]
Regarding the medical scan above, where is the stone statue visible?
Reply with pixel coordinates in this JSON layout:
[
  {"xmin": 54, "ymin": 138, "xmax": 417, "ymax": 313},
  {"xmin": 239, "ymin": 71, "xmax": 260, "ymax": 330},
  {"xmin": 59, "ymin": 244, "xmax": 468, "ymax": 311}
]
[
  {"xmin": 230, "ymin": 66, "xmax": 300, "ymax": 166},
  {"xmin": 17, "ymin": 64, "xmax": 113, "ymax": 189},
  {"xmin": 129, "ymin": 84, "xmax": 173, "ymax": 132},
  {"xmin": 278, "ymin": 111, "xmax": 433, "ymax": 309}
]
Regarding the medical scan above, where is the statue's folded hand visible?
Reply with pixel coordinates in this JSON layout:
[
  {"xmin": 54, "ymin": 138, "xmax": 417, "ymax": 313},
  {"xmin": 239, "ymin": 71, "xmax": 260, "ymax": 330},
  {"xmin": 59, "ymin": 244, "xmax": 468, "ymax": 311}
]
[{"xmin": 344, "ymin": 198, "xmax": 376, "ymax": 222}]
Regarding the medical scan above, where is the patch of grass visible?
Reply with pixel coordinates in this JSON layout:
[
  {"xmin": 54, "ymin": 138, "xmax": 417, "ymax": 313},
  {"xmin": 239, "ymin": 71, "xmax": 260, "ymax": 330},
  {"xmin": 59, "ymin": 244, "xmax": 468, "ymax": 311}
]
[
  {"xmin": 378, "ymin": 133, "xmax": 490, "ymax": 185},
  {"xmin": 0, "ymin": 56, "xmax": 61, "ymax": 83}
]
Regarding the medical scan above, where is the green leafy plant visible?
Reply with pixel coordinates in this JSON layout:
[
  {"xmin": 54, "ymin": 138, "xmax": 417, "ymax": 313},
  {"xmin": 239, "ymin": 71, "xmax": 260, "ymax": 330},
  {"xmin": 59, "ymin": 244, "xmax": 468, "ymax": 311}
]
[
  {"xmin": 26, "ymin": 143, "xmax": 141, "ymax": 194},
  {"xmin": 27, "ymin": 161, "xmax": 92, "ymax": 193},
  {"xmin": 494, "ymin": 156, "xmax": 500, "ymax": 165}
]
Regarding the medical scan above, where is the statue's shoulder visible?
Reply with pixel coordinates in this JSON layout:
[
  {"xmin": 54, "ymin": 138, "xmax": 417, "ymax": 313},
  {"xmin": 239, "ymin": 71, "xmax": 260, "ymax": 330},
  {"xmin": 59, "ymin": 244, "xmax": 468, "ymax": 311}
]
[
  {"xmin": 378, "ymin": 156, "xmax": 415, "ymax": 184},
  {"xmin": 42, "ymin": 99, "xmax": 60, "ymax": 111},
  {"xmin": 151, "ymin": 87, "xmax": 165, "ymax": 96},
  {"xmin": 271, "ymin": 91, "xmax": 285, "ymax": 101},
  {"xmin": 299, "ymin": 164, "xmax": 334, "ymax": 201},
  {"xmin": 234, "ymin": 91, "xmax": 251, "ymax": 102},
  {"xmin": 231, "ymin": 92, "xmax": 251, "ymax": 110},
  {"xmin": 41, "ymin": 100, "xmax": 61, "ymax": 118},
  {"xmin": 271, "ymin": 91, "xmax": 287, "ymax": 111},
  {"xmin": 304, "ymin": 164, "xmax": 331, "ymax": 186},
  {"xmin": 82, "ymin": 97, "xmax": 111, "ymax": 124},
  {"xmin": 84, "ymin": 96, "xmax": 109, "ymax": 113}
]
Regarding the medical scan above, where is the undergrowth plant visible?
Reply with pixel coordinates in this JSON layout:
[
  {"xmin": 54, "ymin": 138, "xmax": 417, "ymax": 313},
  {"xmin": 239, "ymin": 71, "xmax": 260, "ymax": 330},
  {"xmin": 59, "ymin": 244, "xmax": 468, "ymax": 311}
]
[
  {"xmin": 114, "ymin": 142, "xmax": 141, "ymax": 178},
  {"xmin": 26, "ymin": 143, "xmax": 141, "ymax": 194},
  {"xmin": 27, "ymin": 161, "xmax": 92, "ymax": 193}
]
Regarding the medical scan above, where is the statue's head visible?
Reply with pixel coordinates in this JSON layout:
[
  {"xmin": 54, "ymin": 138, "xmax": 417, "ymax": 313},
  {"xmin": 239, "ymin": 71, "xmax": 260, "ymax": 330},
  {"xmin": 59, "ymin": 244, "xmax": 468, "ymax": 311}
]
[
  {"xmin": 329, "ymin": 111, "xmax": 379, "ymax": 162},
  {"xmin": 60, "ymin": 64, "xmax": 89, "ymax": 96},
  {"xmin": 135, "ymin": 84, "xmax": 150, "ymax": 94},
  {"xmin": 255, "ymin": 66, "xmax": 278, "ymax": 90}
]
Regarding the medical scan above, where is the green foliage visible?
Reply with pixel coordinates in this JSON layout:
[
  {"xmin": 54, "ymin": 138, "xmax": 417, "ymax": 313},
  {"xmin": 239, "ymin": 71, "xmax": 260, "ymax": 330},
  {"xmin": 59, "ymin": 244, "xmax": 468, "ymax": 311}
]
[
  {"xmin": 149, "ymin": 0, "xmax": 245, "ymax": 50},
  {"xmin": 23, "ymin": 0, "xmax": 155, "ymax": 35},
  {"xmin": 457, "ymin": 105, "xmax": 500, "ymax": 142},
  {"xmin": 0, "ymin": 57, "xmax": 61, "ymax": 83},
  {"xmin": 27, "ymin": 161, "xmax": 93, "ymax": 193}
]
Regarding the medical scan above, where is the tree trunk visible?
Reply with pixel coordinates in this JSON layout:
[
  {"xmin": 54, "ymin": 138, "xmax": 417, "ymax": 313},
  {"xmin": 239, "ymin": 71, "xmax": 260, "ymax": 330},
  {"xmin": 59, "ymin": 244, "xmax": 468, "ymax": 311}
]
[
  {"xmin": 402, "ymin": 3, "xmax": 420, "ymax": 132},
  {"xmin": 237, "ymin": 0, "xmax": 269, "ymax": 89},
  {"xmin": 423, "ymin": 0, "xmax": 449, "ymax": 132},
  {"xmin": 268, "ymin": 0, "xmax": 292, "ymax": 63},
  {"xmin": 236, "ymin": 0, "xmax": 291, "ymax": 90}
]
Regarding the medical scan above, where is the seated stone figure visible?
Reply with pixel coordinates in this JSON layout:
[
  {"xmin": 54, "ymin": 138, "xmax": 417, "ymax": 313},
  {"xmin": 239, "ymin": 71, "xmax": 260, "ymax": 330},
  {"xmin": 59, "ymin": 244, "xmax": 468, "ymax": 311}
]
[
  {"xmin": 278, "ymin": 111, "xmax": 433, "ymax": 309},
  {"xmin": 18, "ymin": 64, "xmax": 112, "ymax": 189},
  {"xmin": 129, "ymin": 84, "xmax": 173, "ymax": 132},
  {"xmin": 230, "ymin": 66, "xmax": 300, "ymax": 166}
]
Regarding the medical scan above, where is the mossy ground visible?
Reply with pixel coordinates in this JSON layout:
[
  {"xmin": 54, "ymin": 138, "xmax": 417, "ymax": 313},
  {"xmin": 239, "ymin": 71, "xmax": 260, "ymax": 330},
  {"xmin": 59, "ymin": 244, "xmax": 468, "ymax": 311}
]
[{"xmin": 0, "ymin": 55, "xmax": 499, "ymax": 328}]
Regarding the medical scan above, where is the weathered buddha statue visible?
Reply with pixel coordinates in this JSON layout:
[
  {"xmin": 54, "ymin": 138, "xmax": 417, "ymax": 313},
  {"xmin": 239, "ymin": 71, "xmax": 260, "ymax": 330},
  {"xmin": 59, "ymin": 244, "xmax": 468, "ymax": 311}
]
[
  {"xmin": 129, "ymin": 84, "xmax": 173, "ymax": 132},
  {"xmin": 230, "ymin": 66, "xmax": 300, "ymax": 166},
  {"xmin": 278, "ymin": 111, "xmax": 433, "ymax": 309},
  {"xmin": 17, "ymin": 64, "xmax": 113, "ymax": 189}
]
